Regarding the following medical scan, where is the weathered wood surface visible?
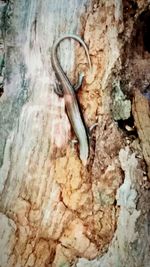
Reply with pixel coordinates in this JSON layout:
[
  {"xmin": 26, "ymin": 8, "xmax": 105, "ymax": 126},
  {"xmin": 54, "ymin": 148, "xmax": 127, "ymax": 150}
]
[{"xmin": 0, "ymin": 0, "xmax": 150, "ymax": 267}]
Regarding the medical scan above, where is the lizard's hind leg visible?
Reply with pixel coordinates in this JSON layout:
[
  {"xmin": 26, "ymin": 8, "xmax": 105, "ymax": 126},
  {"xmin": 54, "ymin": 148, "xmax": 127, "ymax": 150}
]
[{"xmin": 89, "ymin": 123, "xmax": 98, "ymax": 135}]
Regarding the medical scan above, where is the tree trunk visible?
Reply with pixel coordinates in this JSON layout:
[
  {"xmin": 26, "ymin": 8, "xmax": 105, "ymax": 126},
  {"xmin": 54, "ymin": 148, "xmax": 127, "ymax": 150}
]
[{"xmin": 0, "ymin": 0, "xmax": 150, "ymax": 266}]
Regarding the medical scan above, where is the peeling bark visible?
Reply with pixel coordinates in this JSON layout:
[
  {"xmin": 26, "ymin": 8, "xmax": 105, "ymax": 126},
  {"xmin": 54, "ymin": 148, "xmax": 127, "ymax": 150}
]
[{"xmin": 0, "ymin": 0, "xmax": 150, "ymax": 267}]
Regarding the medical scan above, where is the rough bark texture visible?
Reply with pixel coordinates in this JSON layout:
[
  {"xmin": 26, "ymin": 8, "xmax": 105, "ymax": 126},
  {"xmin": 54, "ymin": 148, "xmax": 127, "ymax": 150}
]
[{"xmin": 0, "ymin": 0, "xmax": 150, "ymax": 267}]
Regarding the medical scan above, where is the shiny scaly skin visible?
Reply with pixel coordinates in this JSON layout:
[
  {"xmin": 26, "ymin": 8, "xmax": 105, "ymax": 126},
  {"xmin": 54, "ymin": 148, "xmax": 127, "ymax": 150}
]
[{"xmin": 51, "ymin": 34, "xmax": 91, "ymax": 165}]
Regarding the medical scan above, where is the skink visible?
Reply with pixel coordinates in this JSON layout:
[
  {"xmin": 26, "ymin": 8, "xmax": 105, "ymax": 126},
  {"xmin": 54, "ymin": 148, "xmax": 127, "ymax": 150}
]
[{"xmin": 51, "ymin": 34, "xmax": 92, "ymax": 165}]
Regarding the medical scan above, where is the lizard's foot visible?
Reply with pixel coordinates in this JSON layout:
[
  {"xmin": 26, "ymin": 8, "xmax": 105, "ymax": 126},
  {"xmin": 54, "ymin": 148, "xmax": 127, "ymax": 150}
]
[
  {"xmin": 87, "ymin": 123, "xmax": 98, "ymax": 140},
  {"xmin": 54, "ymin": 82, "xmax": 64, "ymax": 96},
  {"xmin": 89, "ymin": 123, "xmax": 98, "ymax": 135},
  {"xmin": 70, "ymin": 139, "xmax": 78, "ymax": 147},
  {"xmin": 74, "ymin": 72, "xmax": 84, "ymax": 91}
]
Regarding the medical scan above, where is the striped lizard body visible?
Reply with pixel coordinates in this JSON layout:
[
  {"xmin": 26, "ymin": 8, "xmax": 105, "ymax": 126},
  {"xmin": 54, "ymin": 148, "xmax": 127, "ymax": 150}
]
[{"xmin": 51, "ymin": 34, "xmax": 91, "ymax": 165}]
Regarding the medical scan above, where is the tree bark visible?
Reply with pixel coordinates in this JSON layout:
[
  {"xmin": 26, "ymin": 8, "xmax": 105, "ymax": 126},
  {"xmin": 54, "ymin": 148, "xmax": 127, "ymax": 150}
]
[{"xmin": 0, "ymin": 0, "xmax": 150, "ymax": 267}]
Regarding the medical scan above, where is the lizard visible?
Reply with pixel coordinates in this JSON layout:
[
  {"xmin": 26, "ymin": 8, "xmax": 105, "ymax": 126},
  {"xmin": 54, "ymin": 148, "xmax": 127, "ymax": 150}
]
[{"xmin": 51, "ymin": 34, "xmax": 92, "ymax": 165}]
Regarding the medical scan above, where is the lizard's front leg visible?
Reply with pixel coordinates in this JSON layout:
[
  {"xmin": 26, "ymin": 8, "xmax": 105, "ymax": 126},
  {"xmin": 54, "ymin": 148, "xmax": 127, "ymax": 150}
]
[
  {"xmin": 73, "ymin": 72, "xmax": 84, "ymax": 91},
  {"xmin": 54, "ymin": 81, "xmax": 64, "ymax": 97}
]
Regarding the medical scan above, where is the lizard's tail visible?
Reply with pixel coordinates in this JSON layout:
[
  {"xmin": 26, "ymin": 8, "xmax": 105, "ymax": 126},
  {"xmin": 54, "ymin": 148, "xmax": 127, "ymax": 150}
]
[{"xmin": 53, "ymin": 34, "xmax": 92, "ymax": 70}]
